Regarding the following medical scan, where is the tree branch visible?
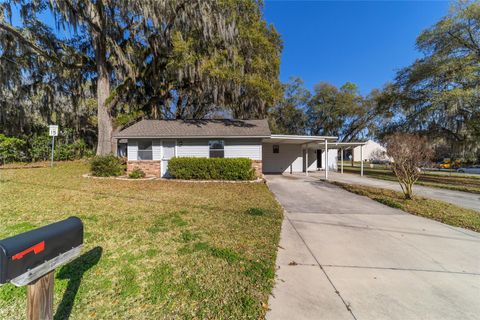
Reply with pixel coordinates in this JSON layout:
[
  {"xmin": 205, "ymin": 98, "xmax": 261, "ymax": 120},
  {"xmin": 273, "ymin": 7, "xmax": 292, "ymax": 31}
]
[
  {"xmin": 58, "ymin": 0, "xmax": 103, "ymax": 34},
  {"xmin": 0, "ymin": 22, "xmax": 83, "ymax": 69}
]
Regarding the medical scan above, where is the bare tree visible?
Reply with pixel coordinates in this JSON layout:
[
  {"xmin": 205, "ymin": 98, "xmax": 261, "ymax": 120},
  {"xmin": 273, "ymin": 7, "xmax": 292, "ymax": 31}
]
[{"xmin": 384, "ymin": 133, "xmax": 433, "ymax": 199}]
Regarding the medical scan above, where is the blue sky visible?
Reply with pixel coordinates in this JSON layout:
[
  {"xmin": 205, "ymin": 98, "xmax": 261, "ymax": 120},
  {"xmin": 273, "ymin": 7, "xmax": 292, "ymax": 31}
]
[
  {"xmin": 8, "ymin": 1, "xmax": 450, "ymax": 96},
  {"xmin": 263, "ymin": 0, "xmax": 451, "ymax": 95}
]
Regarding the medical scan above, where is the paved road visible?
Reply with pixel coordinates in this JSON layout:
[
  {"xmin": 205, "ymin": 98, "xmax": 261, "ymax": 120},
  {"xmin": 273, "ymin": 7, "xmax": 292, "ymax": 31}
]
[
  {"xmin": 266, "ymin": 174, "xmax": 480, "ymax": 320},
  {"xmin": 315, "ymin": 171, "xmax": 480, "ymax": 212}
]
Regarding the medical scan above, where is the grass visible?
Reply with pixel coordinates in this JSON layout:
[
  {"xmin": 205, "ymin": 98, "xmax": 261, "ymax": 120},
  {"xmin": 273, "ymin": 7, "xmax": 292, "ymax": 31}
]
[
  {"xmin": 333, "ymin": 181, "xmax": 480, "ymax": 232},
  {"xmin": 341, "ymin": 165, "xmax": 480, "ymax": 194},
  {"xmin": 0, "ymin": 161, "xmax": 283, "ymax": 319}
]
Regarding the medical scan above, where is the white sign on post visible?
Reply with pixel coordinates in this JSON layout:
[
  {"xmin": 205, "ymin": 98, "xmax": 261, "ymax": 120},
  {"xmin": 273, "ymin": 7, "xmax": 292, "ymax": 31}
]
[
  {"xmin": 49, "ymin": 125, "xmax": 59, "ymax": 137},
  {"xmin": 48, "ymin": 125, "xmax": 58, "ymax": 167}
]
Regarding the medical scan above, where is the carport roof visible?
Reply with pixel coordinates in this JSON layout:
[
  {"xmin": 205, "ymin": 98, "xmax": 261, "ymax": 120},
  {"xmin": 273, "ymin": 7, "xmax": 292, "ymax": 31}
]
[
  {"xmin": 263, "ymin": 136, "xmax": 366, "ymax": 149},
  {"xmin": 320, "ymin": 141, "xmax": 367, "ymax": 149},
  {"xmin": 263, "ymin": 134, "xmax": 338, "ymax": 144}
]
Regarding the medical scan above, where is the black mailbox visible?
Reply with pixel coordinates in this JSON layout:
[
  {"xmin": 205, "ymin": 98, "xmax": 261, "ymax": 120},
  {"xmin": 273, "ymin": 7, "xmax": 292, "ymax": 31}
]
[{"xmin": 0, "ymin": 217, "xmax": 83, "ymax": 285}]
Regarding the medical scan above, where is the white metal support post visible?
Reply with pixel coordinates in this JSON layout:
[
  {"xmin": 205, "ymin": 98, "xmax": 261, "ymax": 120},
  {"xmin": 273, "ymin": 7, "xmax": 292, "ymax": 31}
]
[
  {"xmin": 324, "ymin": 139, "xmax": 328, "ymax": 180},
  {"xmin": 305, "ymin": 143, "xmax": 309, "ymax": 176},
  {"xmin": 360, "ymin": 145, "xmax": 364, "ymax": 177},
  {"xmin": 340, "ymin": 148, "xmax": 344, "ymax": 174}
]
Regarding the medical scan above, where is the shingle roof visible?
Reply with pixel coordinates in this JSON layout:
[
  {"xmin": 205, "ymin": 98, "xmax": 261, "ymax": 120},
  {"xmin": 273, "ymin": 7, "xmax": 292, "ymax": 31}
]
[{"xmin": 114, "ymin": 119, "xmax": 271, "ymax": 138}]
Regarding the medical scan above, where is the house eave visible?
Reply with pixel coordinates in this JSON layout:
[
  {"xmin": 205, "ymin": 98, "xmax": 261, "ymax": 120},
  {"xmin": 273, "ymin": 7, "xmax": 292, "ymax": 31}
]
[{"xmin": 113, "ymin": 135, "xmax": 271, "ymax": 139}]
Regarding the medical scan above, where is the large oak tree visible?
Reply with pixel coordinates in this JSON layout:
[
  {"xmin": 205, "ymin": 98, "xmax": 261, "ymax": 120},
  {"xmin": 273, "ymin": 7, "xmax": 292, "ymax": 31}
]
[
  {"xmin": 381, "ymin": 2, "xmax": 480, "ymax": 158},
  {"xmin": 0, "ymin": 0, "xmax": 282, "ymax": 154}
]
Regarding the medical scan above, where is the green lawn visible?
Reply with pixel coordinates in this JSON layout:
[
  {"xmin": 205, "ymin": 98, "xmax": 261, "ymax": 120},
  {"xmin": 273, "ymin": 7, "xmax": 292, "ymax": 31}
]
[
  {"xmin": 0, "ymin": 161, "xmax": 283, "ymax": 319},
  {"xmin": 333, "ymin": 181, "xmax": 480, "ymax": 232},
  {"xmin": 341, "ymin": 164, "xmax": 480, "ymax": 194}
]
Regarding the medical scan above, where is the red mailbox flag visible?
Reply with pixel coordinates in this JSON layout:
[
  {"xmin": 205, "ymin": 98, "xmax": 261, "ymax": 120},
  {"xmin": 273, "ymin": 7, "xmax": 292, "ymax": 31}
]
[{"xmin": 12, "ymin": 241, "xmax": 45, "ymax": 261}]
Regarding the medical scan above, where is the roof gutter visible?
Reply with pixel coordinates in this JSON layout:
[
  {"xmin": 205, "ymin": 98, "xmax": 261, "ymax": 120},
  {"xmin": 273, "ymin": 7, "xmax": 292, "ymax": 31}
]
[
  {"xmin": 268, "ymin": 134, "xmax": 339, "ymax": 141},
  {"xmin": 113, "ymin": 135, "xmax": 272, "ymax": 139}
]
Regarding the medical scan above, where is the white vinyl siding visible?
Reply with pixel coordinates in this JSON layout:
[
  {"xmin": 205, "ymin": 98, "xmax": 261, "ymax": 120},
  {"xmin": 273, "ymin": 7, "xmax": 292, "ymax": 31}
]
[
  {"xmin": 224, "ymin": 139, "xmax": 262, "ymax": 160},
  {"xmin": 127, "ymin": 140, "xmax": 138, "ymax": 161},
  {"xmin": 318, "ymin": 149, "xmax": 338, "ymax": 171},
  {"xmin": 129, "ymin": 138, "xmax": 263, "ymax": 161},
  {"xmin": 262, "ymin": 143, "xmax": 303, "ymax": 173},
  {"xmin": 326, "ymin": 149, "xmax": 338, "ymax": 171},
  {"xmin": 128, "ymin": 139, "xmax": 160, "ymax": 161},
  {"xmin": 175, "ymin": 138, "xmax": 261, "ymax": 160},
  {"xmin": 176, "ymin": 139, "xmax": 209, "ymax": 158},
  {"xmin": 152, "ymin": 140, "xmax": 161, "ymax": 160}
]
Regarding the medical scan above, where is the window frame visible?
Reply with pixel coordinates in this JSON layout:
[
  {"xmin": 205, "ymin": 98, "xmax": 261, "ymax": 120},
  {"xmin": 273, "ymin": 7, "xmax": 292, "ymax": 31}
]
[
  {"xmin": 209, "ymin": 140, "xmax": 225, "ymax": 158},
  {"xmin": 273, "ymin": 144, "xmax": 280, "ymax": 154},
  {"xmin": 137, "ymin": 140, "xmax": 153, "ymax": 160}
]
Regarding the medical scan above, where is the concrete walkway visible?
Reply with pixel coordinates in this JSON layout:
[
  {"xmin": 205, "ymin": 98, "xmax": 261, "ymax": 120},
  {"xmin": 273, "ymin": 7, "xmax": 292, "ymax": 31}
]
[
  {"xmin": 266, "ymin": 174, "xmax": 480, "ymax": 320},
  {"xmin": 313, "ymin": 171, "xmax": 480, "ymax": 212}
]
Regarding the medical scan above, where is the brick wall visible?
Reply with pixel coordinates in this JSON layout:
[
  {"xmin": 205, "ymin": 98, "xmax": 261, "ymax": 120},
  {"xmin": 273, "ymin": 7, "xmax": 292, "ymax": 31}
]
[
  {"xmin": 251, "ymin": 160, "xmax": 263, "ymax": 178},
  {"xmin": 127, "ymin": 161, "xmax": 161, "ymax": 178}
]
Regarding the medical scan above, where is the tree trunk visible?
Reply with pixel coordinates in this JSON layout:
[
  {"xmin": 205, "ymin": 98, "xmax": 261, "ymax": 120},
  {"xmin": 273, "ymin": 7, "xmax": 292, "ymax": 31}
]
[
  {"xmin": 405, "ymin": 183, "xmax": 413, "ymax": 200},
  {"xmin": 95, "ymin": 50, "xmax": 113, "ymax": 155},
  {"xmin": 92, "ymin": 2, "xmax": 113, "ymax": 156},
  {"xmin": 151, "ymin": 104, "xmax": 158, "ymax": 120},
  {"xmin": 176, "ymin": 96, "xmax": 184, "ymax": 119}
]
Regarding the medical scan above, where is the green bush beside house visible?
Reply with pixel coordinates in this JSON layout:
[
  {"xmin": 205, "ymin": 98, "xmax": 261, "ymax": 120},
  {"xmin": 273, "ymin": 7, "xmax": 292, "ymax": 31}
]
[
  {"xmin": 90, "ymin": 155, "xmax": 126, "ymax": 177},
  {"xmin": 168, "ymin": 157, "xmax": 256, "ymax": 181},
  {"xmin": 129, "ymin": 168, "xmax": 146, "ymax": 179}
]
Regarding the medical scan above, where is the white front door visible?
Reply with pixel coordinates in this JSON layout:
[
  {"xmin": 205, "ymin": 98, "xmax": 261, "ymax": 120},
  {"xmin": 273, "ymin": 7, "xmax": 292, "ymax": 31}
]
[{"xmin": 161, "ymin": 140, "xmax": 176, "ymax": 178}]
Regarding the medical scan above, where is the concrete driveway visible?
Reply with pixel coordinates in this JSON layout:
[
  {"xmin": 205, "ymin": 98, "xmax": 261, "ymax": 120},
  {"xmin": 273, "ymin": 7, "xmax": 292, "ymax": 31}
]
[
  {"xmin": 320, "ymin": 171, "xmax": 480, "ymax": 212},
  {"xmin": 266, "ymin": 174, "xmax": 480, "ymax": 320}
]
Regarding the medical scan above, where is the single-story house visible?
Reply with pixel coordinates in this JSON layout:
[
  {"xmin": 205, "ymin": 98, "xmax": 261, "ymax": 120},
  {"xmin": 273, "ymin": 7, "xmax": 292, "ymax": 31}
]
[
  {"xmin": 114, "ymin": 119, "xmax": 366, "ymax": 178},
  {"xmin": 352, "ymin": 139, "xmax": 390, "ymax": 162}
]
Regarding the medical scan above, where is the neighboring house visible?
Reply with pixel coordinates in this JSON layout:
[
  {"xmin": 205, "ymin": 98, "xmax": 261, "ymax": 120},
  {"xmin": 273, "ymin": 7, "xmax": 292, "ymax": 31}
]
[
  {"xmin": 114, "ymin": 119, "xmax": 353, "ymax": 178},
  {"xmin": 352, "ymin": 139, "xmax": 389, "ymax": 162}
]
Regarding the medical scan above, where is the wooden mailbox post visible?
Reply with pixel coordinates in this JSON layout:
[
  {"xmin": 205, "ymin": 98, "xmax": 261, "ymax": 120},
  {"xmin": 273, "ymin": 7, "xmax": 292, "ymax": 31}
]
[{"xmin": 28, "ymin": 271, "xmax": 54, "ymax": 320}]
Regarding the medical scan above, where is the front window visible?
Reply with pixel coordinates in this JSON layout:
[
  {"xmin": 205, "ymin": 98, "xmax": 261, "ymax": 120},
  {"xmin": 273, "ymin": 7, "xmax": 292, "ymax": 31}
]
[
  {"xmin": 209, "ymin": 140, "xmax": 224, "ymax": 158},
  {"xmin": 117, "ymin": 142, "xmax": 128, "ymax": 158},
  {"xmin": 138, "ymin": 140, "xmax": 153, "ymax": 160}
]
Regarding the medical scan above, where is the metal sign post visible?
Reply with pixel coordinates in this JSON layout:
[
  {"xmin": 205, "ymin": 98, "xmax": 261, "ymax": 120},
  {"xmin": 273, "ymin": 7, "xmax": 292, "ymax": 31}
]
[{"xmin": 48, "ymin": 125, "xmax": 58, "ymax": 167}]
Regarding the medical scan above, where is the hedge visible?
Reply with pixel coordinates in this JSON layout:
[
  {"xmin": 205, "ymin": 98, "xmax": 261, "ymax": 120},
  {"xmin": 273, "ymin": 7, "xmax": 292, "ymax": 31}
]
[
  {"xmin": 0, "ymin": 134, "xmax": 27, "ymax": 164},
  {"xmin": 90, "ymin": 155, "xmax": 125, "ymax": 177},
  {"xmin": 0, "ymin": 133, "xmax": 93, "ymax": 164},
  {"xmin": 168, "ymin": 157, "xmax": 256, "ymax": 181}
]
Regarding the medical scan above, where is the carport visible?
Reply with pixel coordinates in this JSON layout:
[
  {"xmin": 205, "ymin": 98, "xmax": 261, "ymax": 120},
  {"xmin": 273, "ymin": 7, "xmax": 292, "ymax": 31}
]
[
  {"xmin": 262, "ymin": 135, "xmax": 366, "ymax": 180},
  {"xmin": 328, "ymin": 142, "xmax": 367, "ymax": 177}
]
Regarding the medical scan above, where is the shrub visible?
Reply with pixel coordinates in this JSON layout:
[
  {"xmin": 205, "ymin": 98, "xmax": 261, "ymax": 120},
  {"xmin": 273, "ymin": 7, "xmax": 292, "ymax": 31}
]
[
  {"xmin": 384, "ymin": 133, "xmax": 433, "ymax": 199},
  {"xmin": 29, "ymin": 134, "xmax": 93, "ymax": 162},
  {"xmin": 29, "ymin": 134, "xmax": 51, "ymax": 162},
  {"xmin": 129, "ymin": 168, "xmax": 146, "ymax": 179},
  {"xmin": 54, "ymin": 139, "xmax": 92, "ymax": 161},
  {"xmin": 90, "ymin": 155, "xmax": 125, "ymax": 177},
  {"xmin": 168, "ymin": 157, "xmax": 255, "ymax": 181},
  {"xmin": 55, "ymin": 144, "xmax": 76, "ymax": 161},
  {"xmin": 0, "ymin": 134, "xmax": 27, "ymax": 164}
]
